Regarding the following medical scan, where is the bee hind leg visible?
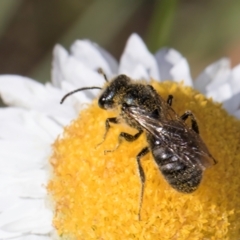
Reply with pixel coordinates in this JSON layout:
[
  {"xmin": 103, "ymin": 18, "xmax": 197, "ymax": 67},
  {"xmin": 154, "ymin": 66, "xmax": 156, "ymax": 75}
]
[
  {"xmin": 136, "ymin": 146, "xmax": 150, "ymax": 221},
  {"xmin": 180, "ymin": 110, "xmax": 199, "ymax": 134}
]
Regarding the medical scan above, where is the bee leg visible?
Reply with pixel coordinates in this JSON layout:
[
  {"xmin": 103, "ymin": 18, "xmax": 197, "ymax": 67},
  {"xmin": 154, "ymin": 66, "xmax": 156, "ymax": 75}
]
[
  {"xmin": 136, "ymin": 146, "xmax": 150, "ymax": 221},
  {"xmin": 105, "ymin": 129, "xmax": 143, "ymax": 153},
  {"xmin": 166, "ymin": 95, "xmax": 173, "ymax": 106},
  {"xmin": 180, "ymin": 110, "xmax": 199, "ymax": 134},
  {"xmin": 97, "ymin": 117, "xmax": 119, "ymax": 147}
]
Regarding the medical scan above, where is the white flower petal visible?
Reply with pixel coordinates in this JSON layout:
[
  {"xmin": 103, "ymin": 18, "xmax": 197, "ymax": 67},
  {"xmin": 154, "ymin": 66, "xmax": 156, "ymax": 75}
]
[
  {"xmin": 229, "ymin": 64, "xmax": 240, "ymax": 95},
  {"xmin": 94, "ymin": 45, "xmax": 118, "ymax": 75},
  {"xmin": 14, "ymin": 235, "xmax": 51, "ymax": 240},
  {"xmin": 2, "ymin": 209, "xmax": 52, "ymax": 235},
  {"xmin": 155, "ymin": 48, "xmax": 192, "ymax": 85},
  {"xmin": 17, "ymin": 170, "xmax": 47, "ymax": 198},
  {"xmin": 52, "ymin": 45, "xmax": 106, "ymax": 109},
  {"xmin": 0, "ymin": 107, "xmax": 61, "ymax": 142},
  {"xmin": 0, "ymin": 75, "xmax": 75, "ymax": 124},
  {"xmin": 207, "ymin": 64, "xmax": 240, "ymax": 115},
  {"xmin": 220, "ymin": 64, "xmax": 240, "ymax": 114},
  {"xmin": 70, "ymin": 40, "xmax": 116, "ymax": 78},
  {"xmin": 51, "ymin": 44, "xmax": 69, "ymax": 87},
  {"xmin": 194, "ymin": 58, "xmax": 231, "ymax": 94},
  {"xmin": 0, "ymin": 170, "xmax": 47, "ymax": 199},
  {"xmin": 0, "ymin": 199, "xmax": 51, "ymax": 231},
  {"xmin": 0, "ymin": 195, "xmax": 19, "ymax": 213},
  {"xmin": 0, "ymin": 108, "xmax": 60, "ymax": 174},
  {"xmin": 0, "ymin": 75, "xmax": 46, "ymax": 108},
  {"xmin": 41, "ymin": 83, "xmax": 77, "ymax": 122},
  {"xmin": 129, "ymin": 64, "xmax": 150, "ymax": 80},
  {"xmin": 0, "ymin": 229, "xmax": 23, "ymax": 239},
  {"xmin": 206, "ymin": 82, "xmax": 232, "ymax": 103},
  {"xmin": 0, "ymin": 141, "xmax": 49, "ymax": 174},
  {"xmin": 223, "ymin": 92, "xmax": 240, "ymax": 114},
  {"xmin": 60, "ymin": 79, "xmax": 101, "ymax": 107},
  {"xmin": 233, "ymin": 108, "xmax": 240, "ymax": 118},
  {"xmin": 119, "ymin": 33, "xmax": 160, "ymax": 80},
  {"xmin": 52, "ymin": 44, "xmax": 106, "ymax": 88}
]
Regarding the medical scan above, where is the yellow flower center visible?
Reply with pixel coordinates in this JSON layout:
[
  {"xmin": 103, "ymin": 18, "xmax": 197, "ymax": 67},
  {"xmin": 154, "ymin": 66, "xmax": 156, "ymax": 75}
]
[{"xmin": 48, "ymin": 81, "xmax": 240, "ymax": 239}]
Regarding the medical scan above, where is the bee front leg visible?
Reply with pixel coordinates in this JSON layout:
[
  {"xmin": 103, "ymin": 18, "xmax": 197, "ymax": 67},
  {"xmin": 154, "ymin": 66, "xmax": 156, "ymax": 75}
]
[
  {"xmin": 105, "ymin": 129, "xmax": 143, "ymax": 153},
  {"xmin": 97, "ymin": 117, "xmax": 119, "ymax": 147},
  {"xmin": 136, "ymin": 146, "xmax": 150, "ymax": 220},
  {"xmin": 180, "ymin": 110, "xmax": 199, "ymax": 134}
]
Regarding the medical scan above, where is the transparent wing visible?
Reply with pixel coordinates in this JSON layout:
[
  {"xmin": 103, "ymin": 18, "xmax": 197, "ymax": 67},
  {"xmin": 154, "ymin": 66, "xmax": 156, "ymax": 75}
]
[{"xmin": 125, "ymin": 105, "xmax": 216, "ymax": 169}]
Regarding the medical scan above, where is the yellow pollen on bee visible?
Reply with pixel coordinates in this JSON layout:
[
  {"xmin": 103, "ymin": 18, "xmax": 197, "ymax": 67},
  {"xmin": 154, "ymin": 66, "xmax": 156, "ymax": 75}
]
[{"xmin": 48, "ymin": 81, "xmax": 240, "ymax": 239}]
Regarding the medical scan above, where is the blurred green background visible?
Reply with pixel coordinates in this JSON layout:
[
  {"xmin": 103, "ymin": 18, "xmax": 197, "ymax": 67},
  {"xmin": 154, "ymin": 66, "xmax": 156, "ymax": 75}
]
[{"xmin": 0, "ymin": 0, "xmax": 240, "ymax": 83}]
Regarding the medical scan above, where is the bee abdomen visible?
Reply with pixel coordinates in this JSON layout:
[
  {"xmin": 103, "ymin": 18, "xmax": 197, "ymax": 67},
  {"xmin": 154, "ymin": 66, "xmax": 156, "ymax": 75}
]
[
  {"xmin": 151, "ymin": 145, "xmax": 203, "ymax": 193},
  {"xmin": 157, "ymin": 159, "xmax": 202, "ymax": 193}
]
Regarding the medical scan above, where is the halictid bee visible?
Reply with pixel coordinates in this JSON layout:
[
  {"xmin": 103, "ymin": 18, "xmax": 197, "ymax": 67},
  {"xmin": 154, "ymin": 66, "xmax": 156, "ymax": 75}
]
[{"xmin": 61, "ymin": 71, "xmax": 216, "ymax": 219}]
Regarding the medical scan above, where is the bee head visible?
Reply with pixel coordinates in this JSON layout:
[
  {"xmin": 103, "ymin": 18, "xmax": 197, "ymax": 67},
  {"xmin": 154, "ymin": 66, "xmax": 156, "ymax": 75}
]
[{"xmin": 98, "ymin": 74, "xmax": 131, "ymax": 109}]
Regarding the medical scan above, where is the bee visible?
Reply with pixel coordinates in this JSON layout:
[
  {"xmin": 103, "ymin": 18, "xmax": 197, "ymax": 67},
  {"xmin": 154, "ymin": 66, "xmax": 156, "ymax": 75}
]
[
  {"xmin": 122, "ymin": 103, "xmax": 217, "ymax": 192},
  {"xmin": 61, "ymin": 72, "xmax": 216, "ymax": 219}
]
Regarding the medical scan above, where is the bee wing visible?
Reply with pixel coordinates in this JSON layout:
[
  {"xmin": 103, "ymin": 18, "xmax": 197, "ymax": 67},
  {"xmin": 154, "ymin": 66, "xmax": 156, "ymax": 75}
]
[
  {"xmin": 188, "ymin": 134, "xmax": 216, "ymax": 169},
  {"xmin": 126, "ymin": 105, "xmax": 216, "ymax": 169},
  {"xmin": 125, "ymin": 106, "xmax": 164, "ymax": 136}
]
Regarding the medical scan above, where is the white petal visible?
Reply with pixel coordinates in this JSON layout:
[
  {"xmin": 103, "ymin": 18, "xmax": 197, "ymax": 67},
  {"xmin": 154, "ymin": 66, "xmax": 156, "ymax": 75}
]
[
  {"xmin": 14, "ymin": 235, "xmax": 51, "ymax": 240},
  {"xmin": 52, "ymin": 45, "xmax": 105, "ymax": 109},
  {"xmin": 0, "ymin": 229, "xmax": 23, "ymax": 239},
  {"xmin": 60, "ymin": 80, "xmax": 101, "ymax": 109},
  {"xmin": 51, "ymin": 44, "xmax": 69, "ymax": 88},
  {"xmin": 0, "ymin": 170, "xmax": 47, "ymax": 199},
  {"xmin": 128, "ymin": 65, "xmax": 150, "ymax": 80},
  {"xmin": 52, "ymin": 44, "xmax": 106, "ymax": 88},
  {"xmin": 0, "ymin": 195, "xmax": 19, "ymax": 213},
  {"xmin": 194, "ymin": 58, "xmax": 231, "ymax": 93},
  {"xmin": 0, "ymin": 75, "xmax": 46, "ymax": 108},
  {"xmin": 41, "ymin": 83, "xmax": 77, "ymax": 122},
  {"xmin": 94, "ymin": 45, "xmax": 118, "ymax": 75},
  {"xmin": 18, "ymin": 170, "xmax": 47, "ymax": 198},
  {"xmin": 229, "ymin": 64, "xmax": 240, "ymax": 95},
  {"xmin": 2, "ymin": 209, "xmax": 52, "ymax": 234},
  {"xmin": 119, "ymin": 33, "xmax": 160, "ymax": 80},
  {"xmin": 70, "ymin": 40, "xmax": 115, "ymax": 78},
  {"xmin": 0, "ymin": 199, "xmax": 51, "ymax": 229},
  {"xmin": 0, "ymin": 107, "xmax": 61, "ymax": 142},
  {"xmin": 233, "ymin": 108, "xmax": 240, "ymax": 118},
  {"xmin": 206, "ymin": 82, "xmax": 232, "ymax": 102},
  {"xmin": 223, "ymin": 92, "xmax": 240, "ymax": 114},
  {"xmin": 0, "ymin": 140, "xmax": 50, "ymax": 174},
  {"xmin": 155, "ymin": 48, "xmax": 192, "ymax": 85},
  {"xmin": 221, "ymin": 64, "xmax": 240, "ymax": 114},
  {"xmin": 0, "ymin": 75, "xmax": 76, "ymax": 123}
]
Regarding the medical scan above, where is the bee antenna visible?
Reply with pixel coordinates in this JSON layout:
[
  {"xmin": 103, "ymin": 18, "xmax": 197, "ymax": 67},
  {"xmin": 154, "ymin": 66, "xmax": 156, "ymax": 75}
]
[
  {"xmin": 60, "ymin": 86, "xmax": 102, "ymax": 104},
  {"xmin": 97, "ymin": 68, "xmax": 109, "ymax": 82}
]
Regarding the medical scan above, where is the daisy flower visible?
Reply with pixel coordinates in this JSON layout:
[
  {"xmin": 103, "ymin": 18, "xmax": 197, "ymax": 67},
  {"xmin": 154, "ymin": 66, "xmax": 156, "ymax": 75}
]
[{"xmin": 0, "ymin": 33, "xmax": 240, "ymax": 239}]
